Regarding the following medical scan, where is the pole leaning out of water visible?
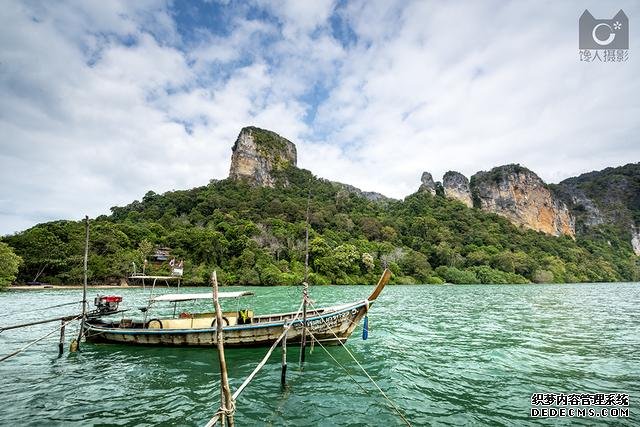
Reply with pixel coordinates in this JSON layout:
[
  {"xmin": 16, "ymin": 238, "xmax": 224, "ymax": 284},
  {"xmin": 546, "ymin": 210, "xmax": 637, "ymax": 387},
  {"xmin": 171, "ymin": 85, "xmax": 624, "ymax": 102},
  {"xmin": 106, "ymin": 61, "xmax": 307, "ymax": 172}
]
[
  {"xmin": 212, "ymin": 271, "xmax": 234, "ymax": 427},
  {"xmin": 76, "ymin": 215, "xmax": 89, "ymax": 350},
  {"xmin": 300, "ymin": 187, "xmax": 311, "ymax": 365}
]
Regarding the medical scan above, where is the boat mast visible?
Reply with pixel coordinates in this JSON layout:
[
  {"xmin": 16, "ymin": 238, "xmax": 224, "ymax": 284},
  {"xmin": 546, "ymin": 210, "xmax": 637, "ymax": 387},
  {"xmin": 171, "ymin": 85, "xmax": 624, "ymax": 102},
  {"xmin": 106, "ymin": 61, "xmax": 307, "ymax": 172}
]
[
  {"xmin": 300, "ymin": 187, "xmax": 311, "ymax": 365},
  {"xmin": 77, "ymin": 215, "xmax": 89, "ymax": 349}
]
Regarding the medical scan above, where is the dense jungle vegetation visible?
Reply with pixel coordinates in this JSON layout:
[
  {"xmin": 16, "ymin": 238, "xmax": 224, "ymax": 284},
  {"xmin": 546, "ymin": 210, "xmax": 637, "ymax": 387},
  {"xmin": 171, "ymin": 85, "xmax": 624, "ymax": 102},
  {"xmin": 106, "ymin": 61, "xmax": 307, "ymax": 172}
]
[{"xmin": 2, "ymin": 166, "xmax": 638, "ymax": 287}]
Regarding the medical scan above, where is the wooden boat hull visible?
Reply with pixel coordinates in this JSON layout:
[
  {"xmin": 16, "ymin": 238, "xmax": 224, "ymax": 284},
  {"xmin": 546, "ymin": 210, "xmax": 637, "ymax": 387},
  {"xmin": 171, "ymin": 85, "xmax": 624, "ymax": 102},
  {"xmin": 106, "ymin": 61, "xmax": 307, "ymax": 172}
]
[{"xmin": 85, "ymin": 300, "xmax": 369, "ymax": 347}]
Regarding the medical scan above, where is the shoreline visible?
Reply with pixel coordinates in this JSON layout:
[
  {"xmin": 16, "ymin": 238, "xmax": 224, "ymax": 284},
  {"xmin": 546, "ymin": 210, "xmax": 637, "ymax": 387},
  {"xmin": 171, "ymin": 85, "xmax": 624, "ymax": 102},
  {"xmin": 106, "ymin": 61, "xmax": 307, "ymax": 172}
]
[{"xmin": 9, "ymin": 285, "xmax": 145, "ymax": 290}]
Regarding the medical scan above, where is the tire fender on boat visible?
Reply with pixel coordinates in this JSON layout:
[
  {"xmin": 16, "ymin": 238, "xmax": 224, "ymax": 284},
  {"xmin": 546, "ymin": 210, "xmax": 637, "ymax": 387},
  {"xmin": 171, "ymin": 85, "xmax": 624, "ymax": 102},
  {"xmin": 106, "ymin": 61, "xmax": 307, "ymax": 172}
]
[
  {"xmin": 211, "ymin": 317, "xmax": 229, "ymax": 328},
  {"xmin": 148, "ymin": 319, "xmax": 163, "ymax": 329}
]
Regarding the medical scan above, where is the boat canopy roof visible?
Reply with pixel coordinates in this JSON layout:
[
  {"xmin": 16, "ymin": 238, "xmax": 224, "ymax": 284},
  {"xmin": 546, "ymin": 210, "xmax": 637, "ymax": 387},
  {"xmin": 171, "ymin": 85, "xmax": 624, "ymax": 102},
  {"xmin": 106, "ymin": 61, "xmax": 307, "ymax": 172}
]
[{"xmin": 151, "ymin": 291, "xmax": 254, "ymax": 303}]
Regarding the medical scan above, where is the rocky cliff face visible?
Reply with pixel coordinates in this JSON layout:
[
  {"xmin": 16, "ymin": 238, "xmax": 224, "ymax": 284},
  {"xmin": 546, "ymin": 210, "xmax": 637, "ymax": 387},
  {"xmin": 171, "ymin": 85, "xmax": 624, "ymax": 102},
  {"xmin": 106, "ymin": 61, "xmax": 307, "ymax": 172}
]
[
  {"xmin": 443, "ymin": 171, "xmax": 473, "ymax": 208},
  {"xmin": 228, "ymin": 126, "xmax": 297, "ymax": 187},
  {"xmin": 331, "ymin": 182, "xmax": 393, "ymax": 203},
  {"xmin": 419, "ymin": 172, "xmax": 437, "ymax": 195},
  {"xmin": 470, "ymin": 165, "xmax": 575, "ymax": 237},
  {"xmin": 553, "ymin": 163, "xmax": 640, "ymax": 254},
  {"xmin": 632, "ymin": 228, "xmax": 640, "ymax": 256}
]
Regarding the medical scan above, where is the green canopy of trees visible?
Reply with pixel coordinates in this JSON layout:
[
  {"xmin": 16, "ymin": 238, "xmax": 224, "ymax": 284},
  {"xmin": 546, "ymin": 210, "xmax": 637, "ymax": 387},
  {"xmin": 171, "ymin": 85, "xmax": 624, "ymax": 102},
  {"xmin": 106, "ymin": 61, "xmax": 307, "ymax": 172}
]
[
  {"xmin": 2, "ymin": 166, "xmax": 639, "ymax": 286},
  {"xmin": 0, "ymin": 241, "xmax": 22, "ymax": 288}
]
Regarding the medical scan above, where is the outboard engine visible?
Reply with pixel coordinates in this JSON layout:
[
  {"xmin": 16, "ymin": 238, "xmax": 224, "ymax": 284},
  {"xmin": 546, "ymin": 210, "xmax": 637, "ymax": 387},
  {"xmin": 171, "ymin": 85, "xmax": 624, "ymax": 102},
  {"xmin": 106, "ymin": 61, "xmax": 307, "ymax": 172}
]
[{"xmin": 94, "ymin": 295, "xmax": 122, "ymax": 313}]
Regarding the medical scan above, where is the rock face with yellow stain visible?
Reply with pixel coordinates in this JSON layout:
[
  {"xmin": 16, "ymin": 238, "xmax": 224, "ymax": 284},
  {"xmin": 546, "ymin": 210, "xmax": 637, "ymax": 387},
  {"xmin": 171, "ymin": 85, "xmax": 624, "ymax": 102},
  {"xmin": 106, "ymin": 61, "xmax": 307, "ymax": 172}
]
[
  {"xmin": 443, "ymin": 171, "xmax": 473, "ymax": 208},
  {"xmin": 229, "ymin": 126, "xmax": 297, "ymax": 187},
  {"xmin": 470, "ymin": 165, "xmax": 575, "ymax": 237}
]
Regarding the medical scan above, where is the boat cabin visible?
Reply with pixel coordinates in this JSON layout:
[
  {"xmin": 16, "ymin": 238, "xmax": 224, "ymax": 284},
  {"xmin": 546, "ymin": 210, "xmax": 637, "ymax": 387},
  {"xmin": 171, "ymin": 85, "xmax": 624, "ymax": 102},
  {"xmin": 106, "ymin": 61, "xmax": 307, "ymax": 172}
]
[{"xmin": 143, "ymin": 291, "xmax": 255, "ymax": 330}]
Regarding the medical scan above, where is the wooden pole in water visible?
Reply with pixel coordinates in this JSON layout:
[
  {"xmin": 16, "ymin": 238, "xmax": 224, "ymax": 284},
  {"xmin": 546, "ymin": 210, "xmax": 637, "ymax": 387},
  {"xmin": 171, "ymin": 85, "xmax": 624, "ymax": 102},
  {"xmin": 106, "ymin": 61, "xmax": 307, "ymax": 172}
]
[
  {"xmin": 281, "ymin": 333, "xmax": 287, "ymax": 386},
  {"xmin": 76, "ymin": 215, "xmax": 89, "ymax": 349},
  {"xmin": 300, "ymin": 188, "xmax": 311, "ymax": 365},
  {"xmin": 58, "ymin": 320, "xmax": 65, "ymax": 357},
  {"xmin": 212, "ymin": 271, "xmax": 234, "ymax": 427},
  {"xmin": 300, "ymin": 282, "xmax": 308, "ymax": 365}
]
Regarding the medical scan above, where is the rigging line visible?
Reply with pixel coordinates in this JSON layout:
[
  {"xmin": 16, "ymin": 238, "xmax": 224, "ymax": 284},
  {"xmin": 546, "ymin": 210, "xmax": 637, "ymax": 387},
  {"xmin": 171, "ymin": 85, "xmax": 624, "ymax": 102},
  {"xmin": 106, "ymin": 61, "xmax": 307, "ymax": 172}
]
[
  {"xmin": 0, "ymin": 300, "xmax": 83, "ymax": 319},
  {"xmin": 307, "ymin": 300, "xmax": 413, "ymax": 427},
  {"xmin": 231, "ymin": 300, "xmax": 305, "ymax": 401},
  {"xmin": 207, "ymin": 301, "xmax": 306, "ymax": 427},
  {"xmin": 0, "ymin": 315, "xmax": 81, "ymax": 363},
  {"xmin": 304, "ymin": 328, "xmax": 373, "ymax": 398}
]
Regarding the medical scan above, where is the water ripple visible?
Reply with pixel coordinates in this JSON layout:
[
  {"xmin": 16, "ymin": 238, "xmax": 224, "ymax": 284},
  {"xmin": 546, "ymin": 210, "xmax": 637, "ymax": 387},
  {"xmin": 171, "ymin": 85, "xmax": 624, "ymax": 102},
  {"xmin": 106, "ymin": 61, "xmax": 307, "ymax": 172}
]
[{"xmin": 1, "ymin": 283, "xmax": 639, "ymax": 425}]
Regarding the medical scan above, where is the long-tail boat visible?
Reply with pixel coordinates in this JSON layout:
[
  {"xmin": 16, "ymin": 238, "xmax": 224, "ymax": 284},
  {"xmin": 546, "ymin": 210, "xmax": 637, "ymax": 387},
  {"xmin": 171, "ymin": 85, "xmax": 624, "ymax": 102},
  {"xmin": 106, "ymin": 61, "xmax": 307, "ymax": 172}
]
[{"xmin": 84, "ymin": 269, "xmax": 390, "ymax": 347}]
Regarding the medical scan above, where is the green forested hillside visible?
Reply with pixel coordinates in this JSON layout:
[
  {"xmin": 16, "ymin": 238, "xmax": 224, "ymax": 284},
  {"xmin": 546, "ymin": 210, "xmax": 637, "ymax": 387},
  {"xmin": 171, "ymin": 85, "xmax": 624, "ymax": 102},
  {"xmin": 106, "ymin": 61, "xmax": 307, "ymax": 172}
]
[{"xmin": 2, "ymin": 166, "xmax": 639, "ymax": 286}]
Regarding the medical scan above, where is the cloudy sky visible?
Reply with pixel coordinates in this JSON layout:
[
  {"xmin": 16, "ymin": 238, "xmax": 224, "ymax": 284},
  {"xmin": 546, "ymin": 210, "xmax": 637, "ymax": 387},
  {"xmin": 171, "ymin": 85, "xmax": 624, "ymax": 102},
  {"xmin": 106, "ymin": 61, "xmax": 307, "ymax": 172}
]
[{"xmin": 1, "ymin": 0, "xmax": 638, "ymax": 235}]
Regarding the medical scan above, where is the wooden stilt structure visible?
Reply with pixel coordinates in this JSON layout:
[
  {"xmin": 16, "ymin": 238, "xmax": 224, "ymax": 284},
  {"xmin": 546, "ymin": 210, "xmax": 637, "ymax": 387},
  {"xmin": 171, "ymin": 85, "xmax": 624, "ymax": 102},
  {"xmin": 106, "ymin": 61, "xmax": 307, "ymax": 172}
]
[{"xmin": 76, "ymin": 215, "xmax": 89, "ymax": 349}]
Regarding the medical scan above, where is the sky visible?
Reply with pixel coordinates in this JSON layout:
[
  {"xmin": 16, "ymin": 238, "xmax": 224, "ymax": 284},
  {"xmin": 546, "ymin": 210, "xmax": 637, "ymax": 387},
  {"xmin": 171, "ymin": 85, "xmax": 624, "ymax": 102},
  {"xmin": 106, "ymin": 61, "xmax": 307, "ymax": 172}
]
[{"xmin": 1, "ymin": 0, "xmax": 639, "ymax": 235}]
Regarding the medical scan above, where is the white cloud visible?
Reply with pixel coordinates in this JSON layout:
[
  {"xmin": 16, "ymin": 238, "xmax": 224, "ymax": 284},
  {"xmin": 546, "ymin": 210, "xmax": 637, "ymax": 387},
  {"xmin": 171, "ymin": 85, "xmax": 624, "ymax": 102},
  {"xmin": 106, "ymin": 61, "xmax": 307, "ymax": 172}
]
[
  {"xmin": 260, "ymin": 0, "xmax": 336, "ymax": 34},
  {"xmin": 1, "ymin": 0, "xmax": 639, "ymax": 235}
]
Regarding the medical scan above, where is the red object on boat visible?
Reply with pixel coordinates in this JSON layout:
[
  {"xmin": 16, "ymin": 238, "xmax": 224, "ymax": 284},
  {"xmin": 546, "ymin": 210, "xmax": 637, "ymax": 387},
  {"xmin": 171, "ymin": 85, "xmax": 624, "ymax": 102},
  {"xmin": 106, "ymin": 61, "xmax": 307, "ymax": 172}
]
[{"xmin": 94, "ymin": 295, "xmax": 123, "ymax": 313}]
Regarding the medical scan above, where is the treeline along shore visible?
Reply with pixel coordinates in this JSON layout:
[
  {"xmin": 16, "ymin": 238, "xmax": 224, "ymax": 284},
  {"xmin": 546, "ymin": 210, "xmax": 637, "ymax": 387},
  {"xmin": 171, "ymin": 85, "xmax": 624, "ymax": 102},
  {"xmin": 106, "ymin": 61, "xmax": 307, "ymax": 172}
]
[{"xmin": 1, "ymin": 127, "xmax": 639, "ymax": 288}]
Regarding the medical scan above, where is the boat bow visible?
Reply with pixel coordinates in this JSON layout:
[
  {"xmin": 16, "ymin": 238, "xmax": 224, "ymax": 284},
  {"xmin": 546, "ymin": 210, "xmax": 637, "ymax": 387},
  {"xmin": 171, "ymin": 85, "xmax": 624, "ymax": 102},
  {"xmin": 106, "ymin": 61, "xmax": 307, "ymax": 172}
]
[{"xmin": 367, "ymin": 268, "xmax": 391, "ymax": 302}]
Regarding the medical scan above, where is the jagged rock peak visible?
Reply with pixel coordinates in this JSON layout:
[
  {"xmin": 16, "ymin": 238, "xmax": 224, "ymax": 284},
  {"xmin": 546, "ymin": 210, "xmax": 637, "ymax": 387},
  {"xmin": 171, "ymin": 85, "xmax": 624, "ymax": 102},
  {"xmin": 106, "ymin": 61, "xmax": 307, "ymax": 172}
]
[
  {"xmin": 229, "ymin": 126, "xmax": 297, "ymax": 187},
  {"xmin": 331, "ymin": 181, "xmax": 393, "ymax": 203},
  {"xmin": 419, "ymin": 172, "xmax": 436, "ymax": 195},
  {"xmin": 470, "ymin": 164, "xmax": 575, "ymax": 237},
  {"xmin": 443, "ymin": 171, "xmax": 472, "ymax": 207}
]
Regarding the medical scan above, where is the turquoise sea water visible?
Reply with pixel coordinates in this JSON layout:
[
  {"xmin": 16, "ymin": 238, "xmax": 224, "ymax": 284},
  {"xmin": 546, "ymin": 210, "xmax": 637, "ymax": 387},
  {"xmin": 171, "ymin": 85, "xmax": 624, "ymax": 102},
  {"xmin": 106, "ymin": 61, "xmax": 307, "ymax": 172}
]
[{"xmin": 0, "ymin": 283, "xmax": 638, "ymax": 426}]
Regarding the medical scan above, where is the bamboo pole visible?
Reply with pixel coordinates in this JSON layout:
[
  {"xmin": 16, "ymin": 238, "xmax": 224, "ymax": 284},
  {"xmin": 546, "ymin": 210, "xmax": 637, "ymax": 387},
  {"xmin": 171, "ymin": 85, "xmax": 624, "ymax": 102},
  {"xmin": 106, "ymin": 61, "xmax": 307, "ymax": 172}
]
[
  {"xmin": 1, "ymin": 314, "xmax": 81, "ymax": 333},
  {"xmin": 212, "ymin": 271, "xmax": 234, "ymax": 427},
  {"xmin": 205, "ymin": 302, "xmax": 304, "ymax": 427},
  {"xmin": 0, "ymin": 316, "xmax": 79, "ymax": 363},
  {"xmin": 76, "ymin": 215, "xmax": 89, "ymax": 349},
  {"xmin": 231, "ymin": 317, "xmax": 296, "ymax": 400},
  {"xmin": 300, "ymin": 188, "xmax": 311, "ymax": 365}
]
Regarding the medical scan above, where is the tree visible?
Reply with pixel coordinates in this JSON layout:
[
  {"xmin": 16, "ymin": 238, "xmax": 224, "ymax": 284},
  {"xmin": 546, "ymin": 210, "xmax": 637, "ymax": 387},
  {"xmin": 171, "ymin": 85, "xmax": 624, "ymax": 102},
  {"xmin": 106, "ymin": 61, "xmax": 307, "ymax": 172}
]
[
  {"xmin": 0, "ymin": 242, "xmax": 22, "ymax": 288},
  {"xmin": 4, "ymin": 163, "xmax": 638, "ymax": 286}
]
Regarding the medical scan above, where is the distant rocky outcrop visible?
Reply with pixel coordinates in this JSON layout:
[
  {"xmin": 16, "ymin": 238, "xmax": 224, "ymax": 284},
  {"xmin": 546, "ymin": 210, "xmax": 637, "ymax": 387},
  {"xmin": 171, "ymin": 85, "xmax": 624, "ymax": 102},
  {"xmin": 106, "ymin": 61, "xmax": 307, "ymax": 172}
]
[
  {"xmin": 414, "ymin": 162, "xmax": 640, "ymax": 251},
  {"xmin": 470, "ymin": 165, "xmax": 575, "ymax": 237},
  {"xmin": 443, "ymin": 171, "xmax": 473, "ymax": 208},
  {"xmin": 229, "ymin": 126, "xmax": 297, "ymax": 187},
  {"xmin": 228, "ymin": 126, "xmax": 394, "ymax": 202},
  {"xmin": 331, "ymin": 182, "xmax": 393, "ymax": 203},
  {"xmin": 419, "ymin": 172, "xmax": 437, "ymax": 195},
  {"xmin": 553, "ymin": 162, "xmax": 640, "ymax": 255}
]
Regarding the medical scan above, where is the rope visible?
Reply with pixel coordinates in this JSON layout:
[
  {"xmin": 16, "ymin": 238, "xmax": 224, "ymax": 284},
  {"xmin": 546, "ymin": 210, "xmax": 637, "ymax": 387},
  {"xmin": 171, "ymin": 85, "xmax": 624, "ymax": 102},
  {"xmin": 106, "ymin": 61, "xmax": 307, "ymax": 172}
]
[
  {"xmin": 0, "ymin": 300, "xmax": 83, "ymax": 319},
  {"xmin": 217, "ymin": 400, "xmax": 236, "ymax": 416},
  {"xmin": 206, "ymin": 300, "xmax": 306, "ymax": 427},
  {"xmin": 305, "ymin": 329, "xmax": 373, "ymax": 398},
  {"xmin": 232, "ymin": 300, "xmax": 305, "ymax": 401},
  {"xmin": 307, "ymin": 300, "xmax": 412, "ymax": 427},
  {"xmin": 0, "ymin": 315, "xmax": 81, "ymax": 363}
]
